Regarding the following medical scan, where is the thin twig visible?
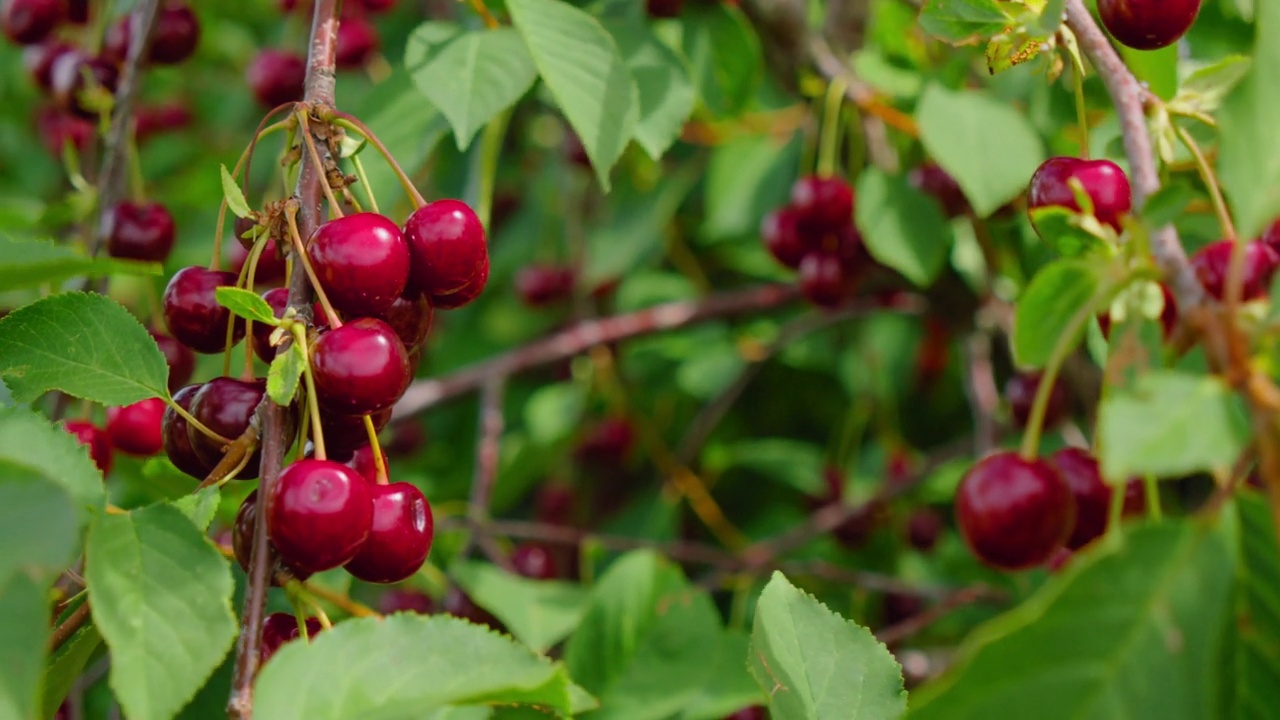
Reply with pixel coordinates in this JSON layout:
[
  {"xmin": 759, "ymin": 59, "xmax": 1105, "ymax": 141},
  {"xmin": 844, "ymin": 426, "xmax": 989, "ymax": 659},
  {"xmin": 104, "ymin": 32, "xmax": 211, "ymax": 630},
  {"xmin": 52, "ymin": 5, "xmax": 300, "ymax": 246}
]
[
  {"xmin": 49, "ymin": 600, "xmax": 92, "ymax": 654},
  {"xmin": 962, "ymin": 330, "xmax": 1000, "ymax": 455},
  {"xmin": 876, "ymin": 586, "xmax": 995, "ymax": 646},
  {"xmin": 461, "ymin": 376, "xmax": 511, "ymax": 569}
]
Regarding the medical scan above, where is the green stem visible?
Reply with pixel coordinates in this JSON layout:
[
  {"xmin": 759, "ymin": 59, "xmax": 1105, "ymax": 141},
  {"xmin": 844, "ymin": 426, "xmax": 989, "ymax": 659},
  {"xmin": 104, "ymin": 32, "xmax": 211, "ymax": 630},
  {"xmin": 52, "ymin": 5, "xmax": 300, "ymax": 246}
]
[
  {"xmin": 165, "ymin": 398, "xmax": 231, "ymax": 445},
  {"xmin": 465, "ymin": 108, "xmax": 511, "ymax": 229},
  {"xmin": 361, "ymin": 414, "xmax": 388, "ymax": 484},
  {"xmin": 332, "ymin": 115, "xmax": 426, "ymax": 209},
  {"xmin": 1143, "ymin": 474, "xmax": 1163, "ymax": 522},
  {"xmin": 1073, "ymin": 61, "xmax": 1090, "ymax": 159},
  {"xmin": 817, "ymin": 77, "xmax": 848, "ymax": 178},
  {"xmin": 293, "ymin": 324, "xmax": 326, "ymax": 461},
  {"xmin": 127, "ymin": 126, "xmax": 145, "ymax": 202},
  {"xmin": 1106, "ymin": 473, "xmax": 1126, "ymax": 538},
  {"xmin": 350, "ymin": 152, "xmax": 379, "ymax": 215}
]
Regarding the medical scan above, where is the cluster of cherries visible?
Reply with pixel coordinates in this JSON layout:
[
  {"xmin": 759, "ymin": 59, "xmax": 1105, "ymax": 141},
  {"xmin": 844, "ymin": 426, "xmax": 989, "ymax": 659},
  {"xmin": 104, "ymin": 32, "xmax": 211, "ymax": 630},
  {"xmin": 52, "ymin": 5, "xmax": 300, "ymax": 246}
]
[{"xmin": 760, "ymin": 174, "xmax": 868, "ymax": 308}]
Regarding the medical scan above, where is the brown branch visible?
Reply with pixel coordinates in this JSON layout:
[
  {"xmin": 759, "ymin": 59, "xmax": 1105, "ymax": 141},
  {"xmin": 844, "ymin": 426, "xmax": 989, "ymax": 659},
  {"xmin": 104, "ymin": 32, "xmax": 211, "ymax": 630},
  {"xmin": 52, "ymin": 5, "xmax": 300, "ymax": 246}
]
[
  {"xmin": 462, "ymin": 376, "xmax": 512, "ymax": 569},
  {"xmin": 227, "ymin": 2, "xmax": 339, "ymax": 716},
  {"xmin": 876, "ymin": 586, "xmax": 994, "ymax": 647},
  {"xmin": 49, "ymin": 599, "xmax": 92, "ymax": 654},
  {"xmin": 962, "ymin": 330, "xmax": 1000, "ymax": 455}
]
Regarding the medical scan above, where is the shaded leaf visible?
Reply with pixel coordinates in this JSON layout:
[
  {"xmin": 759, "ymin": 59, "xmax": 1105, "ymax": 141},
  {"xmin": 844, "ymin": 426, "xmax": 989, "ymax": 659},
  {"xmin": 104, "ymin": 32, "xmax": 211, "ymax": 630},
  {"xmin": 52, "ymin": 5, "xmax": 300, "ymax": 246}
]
[
  {"xmin": 452, "ymin": 560, "xmax": 590, "ymax": 652},
  {"xmin": 855, "ymin": 168, "xmax": 952, "ymax": 287},
  {"xmin": 1012, "ymin": 258, "xmax": 1114, "ymax": 369},
  {"xmin": 0, "ymin": 406, "xmax": 104, "ymax": 518},
  {"xmin": 0, "ymin": 236, "xmax": 160, "ymax": 291}
]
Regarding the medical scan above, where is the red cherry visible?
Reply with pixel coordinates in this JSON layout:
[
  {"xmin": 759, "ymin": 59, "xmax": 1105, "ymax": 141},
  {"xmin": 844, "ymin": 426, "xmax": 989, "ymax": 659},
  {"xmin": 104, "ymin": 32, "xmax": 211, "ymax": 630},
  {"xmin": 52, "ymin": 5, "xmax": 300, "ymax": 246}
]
[
  {"xmin": 511, "ymin": 543, "xmax": 558, "ymax": 580},
  {"xmin": 187, "ymin": 377, "xmax": 268, "ymax": 479},
  {"xmin": 1005, "ymin": 372, "xmax": 1070, "ymax": 429},
  {"xmin": 246, "ymin": 49, "xmax": 305, "ymax": 108},
  {"xmin": 251, "ymin": 288, "xmax": 290, "ymax": 363},
  {"xmin": 761, "ymin": 207, "xmax": 808, "ymax": 269},
  {"xmin": 908, "ymin": 162, "xmax": 969, "ymax": 218},
  {"xmin": 105, "ymin": 201, "xmax": 176, "ymax": 262},
  {"xmin": 318, "ymin": 407, "xmax": 393, "ymax": 456},
  {"xmin": 833, "ymin": 499, "xmax": 888, "ymax": 550},
  {"xmin": 232, "ymin": 490, "xmax": 259, "ymax": 573},
  {"xmin": 259, "ymin": 612, "xmax": 324, "ymax": 666},
  {"xmin": 229, "ymin": 235, "xmax": 288, "ymax": 287},
  {"xmin": 267, "ymin": 459, "xmax": 374, "ymax": 574},
  {"xmin": 22, "ymin": 39, "xmax": 75, "ymax": 90},
  {"xmin": 373, "ymin": 290, "xmax": 433, "ymax": 351},
  {"xmin": 2, "ymin": 0, "xmax": 65, "ymax": 45},
  {"xmin": 442, "ymin": 586, "xmax": 504, "ymax": 631},
  {"xmin": 646, "ymin": 0, "xmax": 683, "ymax": 17},
  {"xmin": 515, "ymin": 264, "xmax": 576, "ymax": 307},
  {"xmin": 344, "ymin": 482, "xmax": 434, "ymax": 583},
  {"xmin": 311, "ymin": 318, "xmax": 410, "ymax": 415},
  {"xmin": 955, "ymin": 451, "xmax": 1075, "ymax": 571},
  {"xmin": 338, "ymin": 443, "xmax": 389, "ymax": 483},
  {"xmin": 1261, "ymin": 218, "xmax": 1280, "ymax": 256},
  {"xmin": 429, "ymin": 257, "xmax": 488, "ymax": 309},
  {"xmin": 575, "ymin": 418, "xmax": 634, "ymax": 464},
  {"xmin": 50, "ymin": 50, "xmax": 118, "ymax": 118},
  {"xmin": 1190, "ymin": 240, "xmax": 1279, "ymax": 302},
  {"xmin": 905, "ymin": 507, "xmax": 944, "ymax": 553},
  {"xmin": 790, "ymin": 175, "xmax": 854, "ymax": 232},
  {"xmin": 162, "ymin": 266, "xmax": 246, "ymax": 353},
  {"xmin": 106, "ymin": 397, "xmax": 166, "ymax": 456},
  {"xmin": 35, "ymin": 106, "xmax": 92, "ymax": 156},
  {"xmin": 403, "ymin": 199, "xmax": 488, "ymax": 298},
  {"xmin": 65, "ymin": 0, "xmax": 83, "ymax": 22},
  {"xmin": 64, "ymin": 420, "xmax": 112, "ymax": 475},
  {"xmin": 1098, "ymin": 0, "xmax": 1200, "ymax": 51},
  {"xmin": 1048, "ymin": 447, "xmax": 1146, "ymax": 550},
  {"xmin": 104, "ymin": 2, "xmax": 199, "ymax": 65},
  {"xmin": 377, "ymin": 589, "xmax": 435, "ymax": 615},
  {"xmin": 309, "ymin": 213, "xmax": 410, "ymax": 316},
  {"xmin": 150, "ymin": 329, "xmax": 195, "ymax": 392},
  {"xmin": 356, "ymin": 0, "xmax": 395, "ymax": 12},
  {"xmin": 134, "ymin": 102, "xmax": 193, "ymax": 142},
  {"xmin": 798, "ymin": 251, "xmax": 855, "ymax": 309},
  {"xmin": 336, "ymin": 14, "xmax": 378, "ymax": 69},
  {"xmin": 535, "ymin": 483, "xmax": 574, "ymax": 526},
  {"xmin": 722, "ymin": 707, "xmax": 767, "ymax": 720},
  {"xmin": 163, "ymin": 383, "xmax": 212, "ymax": 479},
  {"xmin": 1028, "ymin": 157, "xmax": 1132, "ymax": 235}
]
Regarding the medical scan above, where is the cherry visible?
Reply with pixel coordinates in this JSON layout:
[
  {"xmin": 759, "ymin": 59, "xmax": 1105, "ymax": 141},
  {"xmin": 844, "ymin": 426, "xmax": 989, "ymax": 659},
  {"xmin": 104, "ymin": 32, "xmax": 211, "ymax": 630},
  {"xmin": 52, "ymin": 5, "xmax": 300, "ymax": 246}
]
[
  {"xmin": 187, "ymin": 377, "xmax": 267, "ymax": 478},
  {"xmin": 378, "ymin": 589, "xmax": 435, "ymax": 615},
  {"xmin": 833, "ymin": 500, "xmax": 888, "ymax": 550},
  {"xmin": 344, "ymin": 482, "xmax": 434, "ymax": 583},
  {"xmin": 2, "ymin": 0, "xmax": 64, "ymax": 44},
  {"xmin": 336, "ymin": 14, "xmax": 378, "ymax": 69},
  {"xmin": 442, "ymin": 586, "xmax": 503, "ymax": 631},
  {"xmin": 135, "ymin": 102, "xmax": 193, "ymax": 142},
  {"xmin": 267, "ymin": 459, "xmax": 374, "ymax": 574},
  {"xmin": 790, "ymin": 175, "xmax": 854, "ymax": 232},
  {"xmin": 883, "ymin": 591, "xmax": 926, "ymax": 626},
  {"xmin": 515, "ymin": 264, "xmax": 576, "ymax": 307},
  {"xmin": 1048, "ymin": 447, "xmax": 1145, "ymax": 550},
  {"xmin": 511, "ymin": 543, "xmax": 558, "ymax": 580},
  {"xmin": 319, "ymin": 406, "xmax": 392, "ymax": 455},
  {"xmin": 429, "ymin": 258, "xmax": 488, "ymax": 309},
  {"xmin": 35, "ymin": 106, "xmax": 92, "ymax": 156},
  {"xmin": 908, "ymin": 162, "xmax": 969, "ymax": 218},
  {"xmin": 1028, "ymin": 157, "xmax": 1132, "ymax": 235},
  {"xmin": 1190, "ymin": 240, "xmax": 1279, "ymax": 302},
  {"xmin": 384, "ymin": 419, "xmax": 427, "ymax": 457},
  {"xmin": 535, "ymin": 483, "xmax": 575, "ymax": 526},
  {"xmin": 259, "ymin": 612, "xmax": 324, "ymax": 666},
  {"xmin": 646, "ymin": 0, "xmax": 683, "ymax": 18},
  {"xmin": 340, "ymin": 443, "xmax": 389, "ymax": 483},
  {"xmin": 246, "ymin": 49, "xmax": 305, "ymax": 108},
  {"xmin": 50, "ymin": 50, "xmax": 118, "ymax": 118},
  {"xmin": 162, "ymin": 266, "xmax": 245, "ymax": 353},
  {"xmin": 66, "ymin": 0, "xmax": 83, "ymax": 23},
  {"xmin": 105, "ymin": 397, "xmax": 166, "ymax": 456},
  {"xmin": 64, "ymin": 420, "xmax": 112, "ymax": 475},
  {"xmin": 374, "ymin": 290, "xmax": 433, "ymax": 351},
  {"xmin": 232, "ymin": 490, "xmax": 311, "ymax": 581},
  {"xmin": 955, "ymin": 451, "xmax": 1074, "ymax": 571},
  {"xmin": 1005, "ymin": 371, "xmax": 1070, "ymax": 429},
  {"xmin": 575, "ymin": 417, "xmax": 634, "ymax": 465},
  {"xmin": 251, "ymin": 287, "xmax": 290, "ymax": 363},
  {"xmin": 105, "ymin": 201, "xmax": 176, "ymax": 262},
  {"xmin": 403, "ymin": 199, "xmax": 488, "ymax": 299},
  {"xmin": 311, "ymin": 318, "xmax": 410, "ymax": 415},
  {"xmin": 905, "ymin": 507, "xmax": 944, "ymax": 553},
  {"xmin": 150, "ymin": 329, "xmax": 195, "ymax": 391},
  {"xmin": 1098, "ymin": 0, "xmax": 1200, "ymax": 51},
  {"xmin": 229, "ymin": 236, "xmax": 288, "ymax": 287},
  {"xmin": 104, "ymin": 2, "xmax": 199, "ymax": 65},
  {"xmin": 22, "ymin": 39, "xmax": 75, "ymax": 90},
  {"xmin": 798, "ymin": 251, "xmax": 856, "ymax": 309},
  {"xmin": 163, "ymin": 383, "xmax": 213, "ymax": 479},
  {"xmin": 1261, "ymin": 218, "xmax": 1280, "ymax": 256},
  {"xmin": 722, "ymin": 707, "xmax": 767, "ymax": 720},
  {"xmin": 309, "ymin": 213, "xmax": 410, "ymax": 316},
  {"xmin": 357, "ymin": 0, "xmax": 395, "ymax": 11},
  {"xmin": 761, "ymin": 207, "xmax": 808, "ymax": 269}
]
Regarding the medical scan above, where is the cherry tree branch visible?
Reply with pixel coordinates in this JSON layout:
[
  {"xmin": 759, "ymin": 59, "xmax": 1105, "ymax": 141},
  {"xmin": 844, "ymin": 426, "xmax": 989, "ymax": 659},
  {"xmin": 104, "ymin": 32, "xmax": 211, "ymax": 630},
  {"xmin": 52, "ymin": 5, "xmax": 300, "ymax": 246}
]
[
  {"xmin": 461, "ymin": 376, "xmax": 512, "ymax": 570},
  {"xmin": 227, "ymin": 2, "xmax": 338, "ymax": 716}
]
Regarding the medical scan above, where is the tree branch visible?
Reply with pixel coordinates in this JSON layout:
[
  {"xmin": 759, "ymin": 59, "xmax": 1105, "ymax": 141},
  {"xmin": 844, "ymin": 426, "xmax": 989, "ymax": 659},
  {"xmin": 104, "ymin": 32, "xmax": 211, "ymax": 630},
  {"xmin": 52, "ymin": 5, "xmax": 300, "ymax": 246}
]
[{"xmin": 462, "ymin": 376, "xmax": 512, "ymax": 569}]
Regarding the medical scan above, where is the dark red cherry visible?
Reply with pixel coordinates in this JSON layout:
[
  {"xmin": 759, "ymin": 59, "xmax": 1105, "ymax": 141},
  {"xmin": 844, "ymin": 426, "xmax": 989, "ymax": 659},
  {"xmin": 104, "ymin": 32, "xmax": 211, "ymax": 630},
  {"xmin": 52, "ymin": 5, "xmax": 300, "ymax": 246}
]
[
  {"xmin": 162, "ymin": 266, "xmax": 245, "ymax": 353},
  {"xmin": 646, "ymin": 0, "xmax": 682, "ymax": 18},
  {"xmin": 104, "ymin": 2, "xmax": 199, "ymax": 64},
  {"xmin": 908, "ymin": 162, "xmax": 969, "ymax": 218},
  {"xmin": 358, "ymin": 0, "xmax": 395, "ymax": 11},
  {"xmin": 1005, "ymin": 372, "xmax": 1070, "ymax": 429},
  {"xmin": 135, "ymin": 102, "xmax": 193, "ymax": 142},
  {"xmin": 65, "ymin": 0, "xmax": 83, "ymax": 22},
  {"xmin": 150, "ymin": 330, "xmax": 195, "ymax": 391},
  {"xmin": 267, "ymin": 459, "xmax": 374, "ymax": 574},
  {"xmin": 905, "ymin": 507, "xmax": 944, "ymax": 553},
  {"xmin": 229, "ymin": 236, "xmax": 288, "ymax": 287},
  {"xmin": 955, "ymin": 451, "xmax": 1074, "ymax": 571},
  {"xmin": 535, "ymin": 483, "xmax": 575, "ymax": 526},
  {"xmin": 311, "ymin": 318, "xmax": 410, "ymax": 415},
  {"xmin": 790, "ymin": 175, "xmax": 854, "ymax": 232},
  {"xmin": 187, "ymin": 377, "xmax": 267, "ymax": 478},
  {"xmin": 798, "ymin": 251, "xmax": 854, "ymax": 309},
  {"xmin": 36, "ymin": 106, "xmax": 92, "ymax": 157},
  {"xmin": 378, "ymin": 589, "xmax": 435, "ymax": 615},
  {"xmin": 575, "ymin": 417, "xmax": 634, "ymax": 465},
  {"xmin": 106, "ymin": 397, "xmax": 166, "ymax": 456},
  {"xmin": 403, "ymin": 199, "xmax": 488, "ymax": 298},
  {"xmin": 429, "ymin": 257, "xmax": 488, "ymax": 309},
  {"xmin": 722, "ymin": 707, "xmax": 767, "ymax": 720},
  {"xmin": 833, "ymin": 499, "xmax": 888, "ymax": 550},
  {"xmin": 761, "ymin": 207, "xmax": 808, "ymax": 269},
  {"xmin": 64, "ymin": 420, "xmax": 112, "ymax": 475},
  {"xmin": 259, "ymin": 612, "xmax": 324, "ymax": 665},
  {"xmin": 442, "ymin": 586, "xmax": 503, "ymax": 631},
  {"xmin": 319, "ymin": 406, "xmax": 392, "ymax": 456},
  {"xmin": 232, "ymin": 490, "xmax": 259, "ymax": 573},
  {"xmin": 105, "ymin": 201, "xmax": 176, "ymax": 262},
  {"xmin": 1048, "ymin": 447, "xmax": 1145, "ymax": 550},
  {"xmin": 336, "ymin": 14, "xmax": 378, "ymax": 69},
  {"xmin": 163, "ymin": 383, "xmax": 212, "ymax": 479},
  {"xmin": 1261, "ymin": 218, "xmax": 1280, "ymax": 256},
  {"xmin": 251, "ymin": 288, "xmax": 290, "ymax": 363},
  {"xmin": 511, "ymin": 543, "xmax": 558, "ymax": 580},
  {"xmin": 515, "ymin": 264, "xmax": 575, "ymax": 307},
  {"xmin": 1028, "ymin": 157, "xmax": 1132, "ymax": 235},
  {"xmin": 246, "ymin": 49, "xmax": 305, "ymax": 108},
  {"xmin": 1190, "ymin": 240, "xmax": 1279, "ymax": 302},
  {"xmin": 50, "ymin": 50, "xmax": 118, "ymax": 118},
  {"xmin": 374, "ymin": 290, "xmax": 432, "ymax": 351},
  {"xmin": 309, "ymin": 213, "xmax": 410, "ymax": 316},
  {"xmin": 2, "ymin": 0, "xmax": 65, "ymax": 44},
  {"xmin": 340, "ymin": 443, "xmax": 389, "ymax": 483},
  {"xmin": 344, "ymin": 482, "xmax": 434, "ymax": 583},
  {"xmin": 1098, "ymin": 0, "xmax": 1200, "ymax": 50},
  {"xmin": 23, "ymin": 39, "xmax": 75, "ymax": 90}
]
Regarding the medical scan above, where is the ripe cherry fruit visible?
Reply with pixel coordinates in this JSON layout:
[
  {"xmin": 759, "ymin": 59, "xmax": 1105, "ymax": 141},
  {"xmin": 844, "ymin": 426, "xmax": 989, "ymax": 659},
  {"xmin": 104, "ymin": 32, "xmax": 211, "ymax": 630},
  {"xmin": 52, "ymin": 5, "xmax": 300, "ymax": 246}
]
[
  {"xmin": 790, "ymin": 175, "xmax": 854, "ymax": 232},
  {"xmin": 267, "ymin": 459, "xmax": 374, "ymax": 574},
  {"xmin": 163, "ymin": 383, "xmax": 213, "ymax": 479},
  {"xmin": 374, "ymin": 290, "xmax": 433, "ymax": 351},
  {"xmin": 1190, "ymin": 240, "xmax": 1279, "ymax": 302},
  {"xmin": 955, "ymin": 451, "xmax": 1075, "ymax": 571},
  {"xmin": 335, "ymin": 14, "xmax": 378, "ymax": 69},
  {"xmin": 403, "ymin": 199, "xmax": 488, "ymax": 299},
  {"xmin": 187, "ymin": 377, "xmax": 268, "ymax": 478},
  {"xmin": 64, "ymin": 420, "xmax": 112, "ymax": 475},
  {"xmin": 22, "ymin": 39, "xmax": 75, "ymax": 90},
  {"xmin": 50, "ymin": 51, "xmax": 119, "ymax": 118},
  {"xmin": 105, "ymin": 201, "xmax": 176, "ymax": 262},
  {"xmin": 511, "ymin": 543, "xmax": 558, "ymax": 580},
  {"xmin": 1098, "ymin": 0, "xmax": 1201, "ymax": 51},
  {"xmin": 246, "ymin": 49, "xmax": 305, "ymax": 107},
  {"xmin": 761, "ymin": 207, "xmax": 808, "ymax": 269},
  {"xmin": 515, "ymin": 265, "xmax": 575, "ymax": 307},
  {"xmin": 1005, "ymin": 371, "xmax": 1070, "ymax": 429},
  {"xmin": 1047, "ymin": 447, "xmax": 1145, "ymax": 550},
  {"xmin": 104, "ymin": 2, "xmax": 200, "ymax": 64},
  {"xmin": 2, "ymin": 0, "xmax": 65, "ymax": 45},
  {"xmin": 251, "ymin": 287, "xmax": 290, "ymax": 363},
  {"xmin": 106, "ymin": 397, "xmax": 166, "ymax": 456},
  {"xmin": 908, "ymin": 162, "xmax": 969, "ymax": 218},
  {"xmin": 344, "ymin": 482, "xmax": 434, "ymax": 584},
  {"xmin": 150, "ymin": 329, "xmax": 195, "ymax": 391},
  {"xmin": 162, "ymin": 266, "xmax": 245, "ymax": 353},
  {"xmin": 1027, "ymin": 157, "xmax": 1132, "ymax": 236},
  {"xmin": 309, "ymin": 212, "xmax": 410, "ymax": 316},
  {"xmin": 259, "ymin": 612, "xmax": 324, "ymax": 666},
  {"xmin": 311, "ymin": 318, "xmax": 410, "ymax": 415}
]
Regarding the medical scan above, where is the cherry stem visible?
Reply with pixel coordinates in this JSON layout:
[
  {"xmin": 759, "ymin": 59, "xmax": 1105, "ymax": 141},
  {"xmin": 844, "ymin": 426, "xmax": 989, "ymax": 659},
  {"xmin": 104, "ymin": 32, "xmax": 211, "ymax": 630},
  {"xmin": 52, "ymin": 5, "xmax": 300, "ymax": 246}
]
[
  {"xmin": 1072, "ymin": 59, "xmax": 1090, "ymax": 159},
  {"xmin": 361, "ymin": 414, "xmax": 389, "ymax": 484},
  {"xmin": 350, "ymin": 152, "xmax": 379, "ymax": 215},
  {"xmin": 166, "ymin": 398, "xmax": 232, "ymax": 446},
  {"xmin": 212, "ymin": 118, "xmax": 294, "ymax": 272},
  {"xmin": 331, "ymin": 114, "xmax": 427, "ymax": 209},
  {"xmin": 1173, "ymin": 123, "xmax": 1247, "ymax": 319},
  {"xmin": 295, "ymin": 110, "xmax": 344, "ymax": 219},
  {"xmin": 285, "ymin": 203, "xmax": 342, "ymax": 329},
  {"xmin": 239, "ymin": 235, "xmax": 270, "ymax": 379},
  {"xmin": 1106, "ymin": 475, "xmax": 1127, "ymax": 539},
  {"xmin": 465, "ymin": 0, "xmax": 500, "ymax": 28},
  {"xmin": 1143, "ymin": 474, "xmax": 1163, "ymax": 522},
  {"xmin": 293, "ymin": 323, "xmax": 327, "ymax": 462},
  {"xmin": 126, "ymin": 124, "xmax": 146, "ymax": 202},
  {"xmin": 817, "ymin": 76, "xmax": 847, "ymax": 179}
]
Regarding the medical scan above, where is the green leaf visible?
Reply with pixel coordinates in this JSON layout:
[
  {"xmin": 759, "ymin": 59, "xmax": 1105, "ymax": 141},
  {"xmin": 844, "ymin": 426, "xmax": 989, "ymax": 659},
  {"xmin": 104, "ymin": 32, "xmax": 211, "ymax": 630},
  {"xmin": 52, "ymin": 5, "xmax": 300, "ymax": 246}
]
[
  {"xmin": 0, "ymin": 573, "xmax": 52, "ymax": 720},
  {"xmin": 916, "ymin": 84, "xmax": 1045, "ymax": 218},
  {"xmin": 1231, "ymin": 493, "xmax": 1280, "ymax": 717},
  {"xmin": 0, "ymin": 236, "xmax": 161, "ymax": 290},
  {"xmin": 586, "ymin": 163, "xmax": 700, "ymax": 284},
  {"xmin": 1028, "ymin": 204, "xmax": 1110, "ymax": 256},
  {"xmin": 855, "ymin": 168, "xmax": 952, "ymax": 287},
  {"xmin": 1098, "ymin": 370, "xmax": 1250, "ymax": 481},
  {"xmin": 219, "ymin": 164, "xmax": 252, "ymax": 219},
  {"xmin": 523, "ymin": 382, "xmax": 587, "ymax": 445},
  {"xmin": 405, "ymin": 27, "xmax": 538, "ymax": 151},
  {"xmin": 170, "ymin": 486, "xmax": 221, "ymax": 531},
  {"xmin": 701, "ymin": 132, "xmax": 802, "ymax": 242},
  {"xmin": 749, "ymin": 572, "xmax": 907, "ymax": 720},
  {"xmin": 508, "ymin": 0, "xmax": 638, "ymax": 191},
  {"xmin": 41, "ymin": 626, "xmax": 104, "ymax": 719},
  {"xmin": 1219, "ymin": 1, "xmax": 1280, "ymax": 240},
  {"xmin": 707, "ymin": 438, "xmax": 826, "ymax": 495},
  {"xmin": 0, "ymin": 292, "xmax": 169, "ymax": 406},
  {"xmin": 908, "ymin": 520, "xmax": 1234, "ymax": 719},
  {"xmin": 1012, "ymin": 258, "xmax": 1113, "ymax": 369},
  {"xmin": 1118, "ymin": 44, "xmax": 1178, "ymax": 101},
  {"xmin": 254, "ymin": 614, "xmax": 595, "ymax": 719},
  {"xmin": 215, "ymin": 286, "xmax": 278, "ymax": 325},
  {"xmin": 0, "ymin": 406, "xmax": 104, "ymax": 517},
  {"xmin": 607, "ymin": 23, "xmax": 695, "ymax": 160},
  {"xmin": 451, "ymin": 560, "xmax": 590, "ymax": 652},
  {"xmin": 918, "ymin": 0, "xmax": 1014, "ymax": 43},
  {"xmin": 679, "ymin": 631, "xmax": 765, "ymax": 720},
  {"xmin": 1171, "ymin": 55, "xmax": 1252, "ymax": 116},
  {"xmin": 680, "ymin": 4, "xmax": 761, "ymax": 119},
  {"xmin": 86, "ymin": 504, "xmax": 238, "ymax": 720},
  {"xmin": 266, "ymin": 342, "xmax": 305, "ymax": 406}
]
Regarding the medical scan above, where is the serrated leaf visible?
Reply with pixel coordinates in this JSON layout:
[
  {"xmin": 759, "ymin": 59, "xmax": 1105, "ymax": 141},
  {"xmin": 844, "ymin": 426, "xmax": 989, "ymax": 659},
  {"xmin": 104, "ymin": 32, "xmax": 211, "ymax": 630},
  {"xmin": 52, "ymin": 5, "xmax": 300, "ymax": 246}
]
[
  {"xmin": 267, "ymin": 342, "xmax": 305, "ymax": 406},
  {"xmin": 985, "ymin": 29, "xmax": 1050, "ymax": 75},
  {"xmin": 1232, "ymin": 493, "xmax": 1280, "ymax": 717},
  {"xmin": 0, "ymin": 406, "xmax": 104, "ymax": 518},
  {"xmin": 86, "ymin": 504, "xmax": 238, "ymax": 720},
  {"xmin": 406, "ymin": 27, "xmax": 537, "ymax": 151},
  {"xmin": 1172, "ymin": 55, "xmax": 1251, "ymax": 116},
  {"xmin": 1119, "ymin": 43, "xmax": 1178, "ymax": 101},
  {"xmin": 508, "ymin": 0, "xmax": 638, "ymax": 191},
  {"xmin": 916, "ymin": 84, "xmax": 1045, "ymax": 218},
  {"xmin": 1012, "ymin": 258, "xmax": 1114, "ymax": 369},
  {"xmin": 170, "ymin": 486, "xmax": 220, "ymax": 531},
  {"xmin": 607, "ymin": 23, "xmax": 695, "ymax": 160},
  {"xmin": 0, "ymin": 236, "xmax": 161, "ymax": 290},
  {"xmin": 678, "ymin": 631, "xmax": 764, "ymax": 720},
  {"xmin": 749, "ymin": 572, "xmax": 907, "ymax": 720},
  {"xmin": 1028, "ymin": 205, "xmax": 1109, "ymax": 256},
  {"xmin": 918, "ymin": 0, "xmax": 1014, "ymax": 44},
  {"xmin": 220, "ymin": 164, "xmax": 252, "ymax": 219},
  {"xmin": 1219, "ymin": 2, "xmax": 1280, "ymax": 240},
  {"xmin": 215, "ymin": 286, "xmax": 278, "ymax": 325},
  {"xmin": 254, "ymin": 614, "xmax": 594, "ymax": 719},
  {"xmin": 855, "ymin": 168, "xmax": 952, "ymax": 286},
  {"xmin": 451, "ymin": 560, "xmax": 590, "ymax": 652},
  {"xmin": 1098, "ymin": 371, "xmax": 1250, "ymax": 481},
  {"xmin": 908, "ymin": 520, "xmax": 1233, "ymax": 719},
  {"xmin": 0, "ymin": 292, "xmax": 169, "ymax": 406}
]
